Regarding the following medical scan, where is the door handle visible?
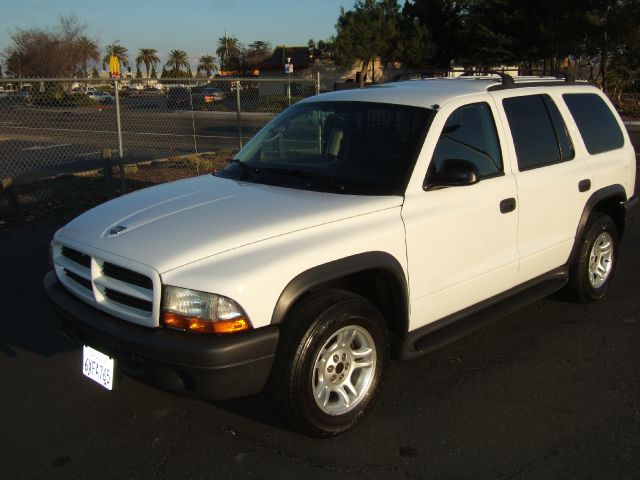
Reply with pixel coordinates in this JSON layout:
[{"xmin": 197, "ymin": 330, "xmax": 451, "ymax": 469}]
[
  {"xmin": 578, "ymin": 179, "xmax": 591, "ymax": 192},
  {"xmin": 499, "ymin": 197, "xmax": 516, "ymax": 214}
]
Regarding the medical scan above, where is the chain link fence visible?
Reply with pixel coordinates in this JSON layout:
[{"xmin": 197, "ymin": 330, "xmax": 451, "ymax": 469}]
[{"xmin": 0, "ymin": 76, "xmax": 318, "ymax": 221}]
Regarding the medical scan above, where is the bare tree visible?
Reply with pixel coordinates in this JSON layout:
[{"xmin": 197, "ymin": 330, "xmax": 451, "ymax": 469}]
[{"xmin": 4, "ymin": 15, "xmax": 97, "ymax": 78}]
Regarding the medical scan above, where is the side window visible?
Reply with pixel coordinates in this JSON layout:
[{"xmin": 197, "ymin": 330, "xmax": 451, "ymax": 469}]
[
  {"xmin": 431, "ymin": 102, "xmax": 503, "ymax": 179},
  {"xmin": 563, "ymin": 93, "xmax": 625, "ymax": 155},
  {"xmin": 503, "ymin": 94, "xmax": 574, "ymax": 171}
]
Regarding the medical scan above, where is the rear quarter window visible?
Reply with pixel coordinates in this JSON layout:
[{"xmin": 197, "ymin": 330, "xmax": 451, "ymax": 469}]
[{"xmin": 562, "ymin": 93, "xmax": 625, "ymax": 155}]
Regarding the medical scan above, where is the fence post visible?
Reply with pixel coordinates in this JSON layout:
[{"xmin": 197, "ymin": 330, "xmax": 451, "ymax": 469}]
[
  {"xmin": 0, "ymin": 177, "xmax": 21, "ymax": 222},
  {"xmin": 102, "ymin": 148, "xmax": 113, "ymax": 197},
  {"xmin": 113, "ymin": 79, "xmax": 125, "ymax": 193},
  {"xmin": 236, "ymin": 79, "xmax": 243, "ymax": 150},
  {"xmin": 316, "ymin": 72, "xmax": 320, "ymax": 95}
]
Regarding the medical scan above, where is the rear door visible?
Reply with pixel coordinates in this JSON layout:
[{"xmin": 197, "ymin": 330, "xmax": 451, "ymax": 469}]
[{"xmin": 494, "ymin": 90, "xmax": 592, "ymax": 283}]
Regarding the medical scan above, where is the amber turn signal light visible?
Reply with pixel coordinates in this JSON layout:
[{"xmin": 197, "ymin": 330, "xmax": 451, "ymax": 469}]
[{"xmin": 162, "ymin": 312, "xmax": 250, "ymax": 334}]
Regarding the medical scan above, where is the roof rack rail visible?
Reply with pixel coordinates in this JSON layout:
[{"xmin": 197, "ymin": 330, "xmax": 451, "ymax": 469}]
[
  {"xmin": 387, "ymin": 68, "xmax": 516, "ymax": 87},
  {"xmin": 516, "ymin": 69, "xmax": 575, "ymax": 83},
  {"xmin": 388, "ymin": 69, "xmax": 451, "ymax": 82},
  {"xmin": 460, "ymin": 69, "xmax": 515, "ymax": 87}
]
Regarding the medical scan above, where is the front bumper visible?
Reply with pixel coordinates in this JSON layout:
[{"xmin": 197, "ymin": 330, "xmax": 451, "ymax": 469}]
[{"xmin": 44, "ymin": 271, "xmax": 279, "ymax": 401}]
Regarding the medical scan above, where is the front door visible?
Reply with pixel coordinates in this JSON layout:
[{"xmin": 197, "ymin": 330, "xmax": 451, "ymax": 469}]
[{"xmin": 402, "ymin": 100, "xmax": 520, "ymax": 330}]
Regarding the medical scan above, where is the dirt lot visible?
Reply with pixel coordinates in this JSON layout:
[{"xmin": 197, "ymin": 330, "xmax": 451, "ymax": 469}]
[{"xmin": 0, "ymin": 151, "xmax": 234, "ymax": 226}]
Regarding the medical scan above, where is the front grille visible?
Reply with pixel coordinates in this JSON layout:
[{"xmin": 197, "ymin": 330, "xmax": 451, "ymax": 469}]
[
  {"xmin": 103, "ymin": 262, "xmax": 153, "ymax": 290},
  {"xmin": 64, "ymin": 269, "xmax": 92, "ymax": 290},
  {"xmin": 104, "ymin": 288, "xmax": 153, "ymax": 312},
  {"xmin": 61, "ymin": 246, "xmax": 91, "ymax": 268},
  {"xmin": 53, "ymin": 242, "xmax": 158, "ymax": 327}
]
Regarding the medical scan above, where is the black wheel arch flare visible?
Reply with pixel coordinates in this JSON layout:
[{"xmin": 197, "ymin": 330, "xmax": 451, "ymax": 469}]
[
  {"xmin": 568, "ymin": 184, "xmax": 628, "ymax": 266},
  {"xmin": 270, "ymin": 252, "xmax": 409, "ymax": 341}
]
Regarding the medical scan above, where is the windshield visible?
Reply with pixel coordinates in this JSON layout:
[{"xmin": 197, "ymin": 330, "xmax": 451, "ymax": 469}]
[{"xmin": 216, "ymin": 101, "xmax": 432, "ymax": 195}]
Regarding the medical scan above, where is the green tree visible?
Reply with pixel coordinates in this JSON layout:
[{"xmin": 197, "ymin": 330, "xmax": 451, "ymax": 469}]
[
  {"xmin": 244, "ymin": 40, "xmax": 271, "ymax": 70},
  {"xmin": 396, "ymin": 17, "xmax": 433, "ymax": 69},
  {"xmin": 76, "ymin": 35, "xmax": 99, "ymax": 78},
  {"xmin": 462, "ymin": 0, "xmax": 580, "ymax": 73},
  {"xmin": 102, "ymin": 42, "xmax": 130, "ymax": 75},
  {"xmin": 579, "ymin": 0, "xmax": 637, "ymax": 93},
  {"xmin": 334, "ymin": 0, "xmax": 401, "ymax": 86},
  {"xmin": 216, "ymin": 34, "xmax": 241, "ymax": 71},
  {"xmin": 197, "ymin": 54, "xmax": 216, "ymax": 77},
  {"xmin": 135, "ymin": 48, "xmax": 160, "ymax": 83},
  {"xmin": 403, "ymin": 0, "xmax": 469, "ymax": 68},
  {"xmin": 317, "ymin": 39, "xmax": 335, "ymax": 59},
  {"xmin": 165, "ymin": 49, "xmax": 189, "ymax": 75}
]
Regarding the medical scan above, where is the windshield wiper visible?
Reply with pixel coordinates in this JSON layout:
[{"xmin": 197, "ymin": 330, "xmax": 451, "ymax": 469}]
[
  {"xmin": 227, "ymin": 159, "xmax": 260, "ymax": 180},
  {"xmin": 262, "ymin": 167, "xmax": 346, "ymax": 193}
]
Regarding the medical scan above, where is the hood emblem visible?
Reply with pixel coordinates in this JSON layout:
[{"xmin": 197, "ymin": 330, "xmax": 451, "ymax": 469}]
[{"xmin": 109, "ymin": 225, "xmax": 128, "ymax": 236}]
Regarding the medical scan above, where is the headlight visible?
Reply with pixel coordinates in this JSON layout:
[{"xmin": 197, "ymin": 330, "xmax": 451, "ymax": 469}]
[{"xmin": 161, "ymin": 286, "xmax": 251, "ymax": 334}]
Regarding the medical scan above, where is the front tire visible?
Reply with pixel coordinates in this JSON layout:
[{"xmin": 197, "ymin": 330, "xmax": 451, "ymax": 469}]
[
  {"xmin": 271, "ymin": 290, "xmax": 389, "ymax": 437},
  {"xmin": 569, "ymin": 212, "xmax": 619, "ymax": 302}
]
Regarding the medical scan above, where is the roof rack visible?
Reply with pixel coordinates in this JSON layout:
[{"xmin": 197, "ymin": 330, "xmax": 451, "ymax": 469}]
[
  {"xmin": 388, "ymin": 68, "xmax": 516, "ymax": 87},
  {"xmin": 459, "ymin": 69, "xmax": 515, "ymax": 87},
  {"xmin": 487, "ymin": 70, "xmax": 579, "ymax": 91},
  {"xmin": 388, "ymin": 68, "xmax": 576, "ymax": 90},
  {"xmin": 516, "ymin": 69, "xmax": 576, "ymax": 83}
]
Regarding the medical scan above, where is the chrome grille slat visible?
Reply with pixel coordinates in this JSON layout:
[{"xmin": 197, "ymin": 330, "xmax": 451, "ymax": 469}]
[
  {"xmin": 60, "ymin": 246, "xmax": 91, "ymax": 268},
  {"xmin": 103, "ymin": 262, "xmax": 153, "ymax": 290},
  {"xmin": 93, "ymin": 275, "xmax": 153, "ymax": 302},
  {"xmin": 64, "ymin": 269, "xmax": 93, "ymax": 290},
  {"xmin": 56, "ymin": 255, "xmax": 91, "ymax": 280},
  {"xmin": 104, "ymin": 288, "xmax": 153, "ymax": 312}
]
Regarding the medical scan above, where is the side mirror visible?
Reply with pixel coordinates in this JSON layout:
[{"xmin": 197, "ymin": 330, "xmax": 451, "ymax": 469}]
[{"xmin": 425, "ymin": 159, "xmax": 479, "ymax": 189}]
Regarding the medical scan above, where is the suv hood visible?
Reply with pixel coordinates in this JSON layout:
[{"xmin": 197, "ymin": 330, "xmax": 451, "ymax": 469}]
[{"xmin": 56, "ymin": 175, "xmax": 402, "ymax": 273}]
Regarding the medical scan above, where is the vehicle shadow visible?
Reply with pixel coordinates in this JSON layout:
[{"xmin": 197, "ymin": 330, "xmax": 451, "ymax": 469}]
[{"xmin": 214, "ymin": 391, "xmax": 290, "ymax": 432}]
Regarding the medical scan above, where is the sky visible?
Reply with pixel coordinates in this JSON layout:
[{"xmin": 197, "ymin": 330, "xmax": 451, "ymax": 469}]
[{"xmin": 0, "ymin": 0, "xmax": 354, "ymax": 68}]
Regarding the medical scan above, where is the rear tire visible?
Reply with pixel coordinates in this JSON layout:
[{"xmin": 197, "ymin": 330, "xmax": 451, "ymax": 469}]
[
  {"xmin": 569, "ymin": 212, "xmax": 619, "ymax": 302},
  {"xmin": 270, "ymin": 290, "xmax": 389, "ymax": 437}
]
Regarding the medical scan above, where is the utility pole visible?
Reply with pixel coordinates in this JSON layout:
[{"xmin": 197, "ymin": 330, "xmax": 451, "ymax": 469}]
[{"xmin": 225, "ymin": 29, "xmax": 228, "ymax": 73}]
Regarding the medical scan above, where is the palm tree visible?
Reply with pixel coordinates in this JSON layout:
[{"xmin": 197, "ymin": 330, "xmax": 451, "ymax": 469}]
[
  {"xmin": 216, "ymin": 35, "xmax": 241, "ymax": 72},
  {"xmin": 165, "ymin": 49, "xmax": 189, "ymax": 76},
  {"xmin": 136, "ymin": 48, "xmax": 160, "ymax": 84},
  {"xmin": 197, "ymin": 54, "xmax": 216, "ymax": 77},
  {"xmin": 102, "ymin": 42, "xmax": 130, "ymax": 76},
  {"xmin": 76, "ymin": 36, "xmax": 99, "ymax": 78}
]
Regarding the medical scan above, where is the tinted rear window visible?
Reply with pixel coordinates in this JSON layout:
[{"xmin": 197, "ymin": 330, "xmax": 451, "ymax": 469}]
[
  {"xmin": 503, "ymin": 95, "xmax": 565, "ymax": 170},
  {"xmin": 562, "ymin": 93, "xmax": 624, "ymax": 154}
]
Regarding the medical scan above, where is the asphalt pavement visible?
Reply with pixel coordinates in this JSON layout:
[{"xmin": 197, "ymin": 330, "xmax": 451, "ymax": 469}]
[
  {"xmin": 0, "ymin": 132, "xmax": 639, "ymax": 480},
  {"xmin": 0, "ymin": 102, "xmax": 275, "ymax": 180}
]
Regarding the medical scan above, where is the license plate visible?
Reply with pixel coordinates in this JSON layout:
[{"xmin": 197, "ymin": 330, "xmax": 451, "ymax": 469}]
[{"xmin": 82, "ymin": 345, "xmax": 115, "ymax": 391}]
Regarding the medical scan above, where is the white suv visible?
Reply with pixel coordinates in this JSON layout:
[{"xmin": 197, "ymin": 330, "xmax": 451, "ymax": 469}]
[{"xmin": 45, "ymin": 75, "xmax": 638, "ymax": 436}]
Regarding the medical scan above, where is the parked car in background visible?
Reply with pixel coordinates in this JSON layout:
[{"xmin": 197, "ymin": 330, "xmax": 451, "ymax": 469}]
[
  {"xmin": 72, "ymin": 87, "xmax": 97, "ymax": 94},
  {"xmin": 139, "ymin": 86, "xmax": 163, "ymax": 96},
  {"xmin": 191, "ymin": 85, "xmax": 226, "ymax": 109},
  {"xmin": 166, "ymin": 84, "xmax": 226, "ymax": 110},
  {"xmin": 119, "ymin": 86, "xmax": 141, "ymax": 97},
  {"xmin": 0, "ymin": 89, "xmax": 30, "ymax": 105},
  {"xmin": 166, "ymin": 86, "xmax": 190, "ymax": 109},
  {"xmin": 87, "ymin": 91, "xmax": 114, "ymax": 104}
]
